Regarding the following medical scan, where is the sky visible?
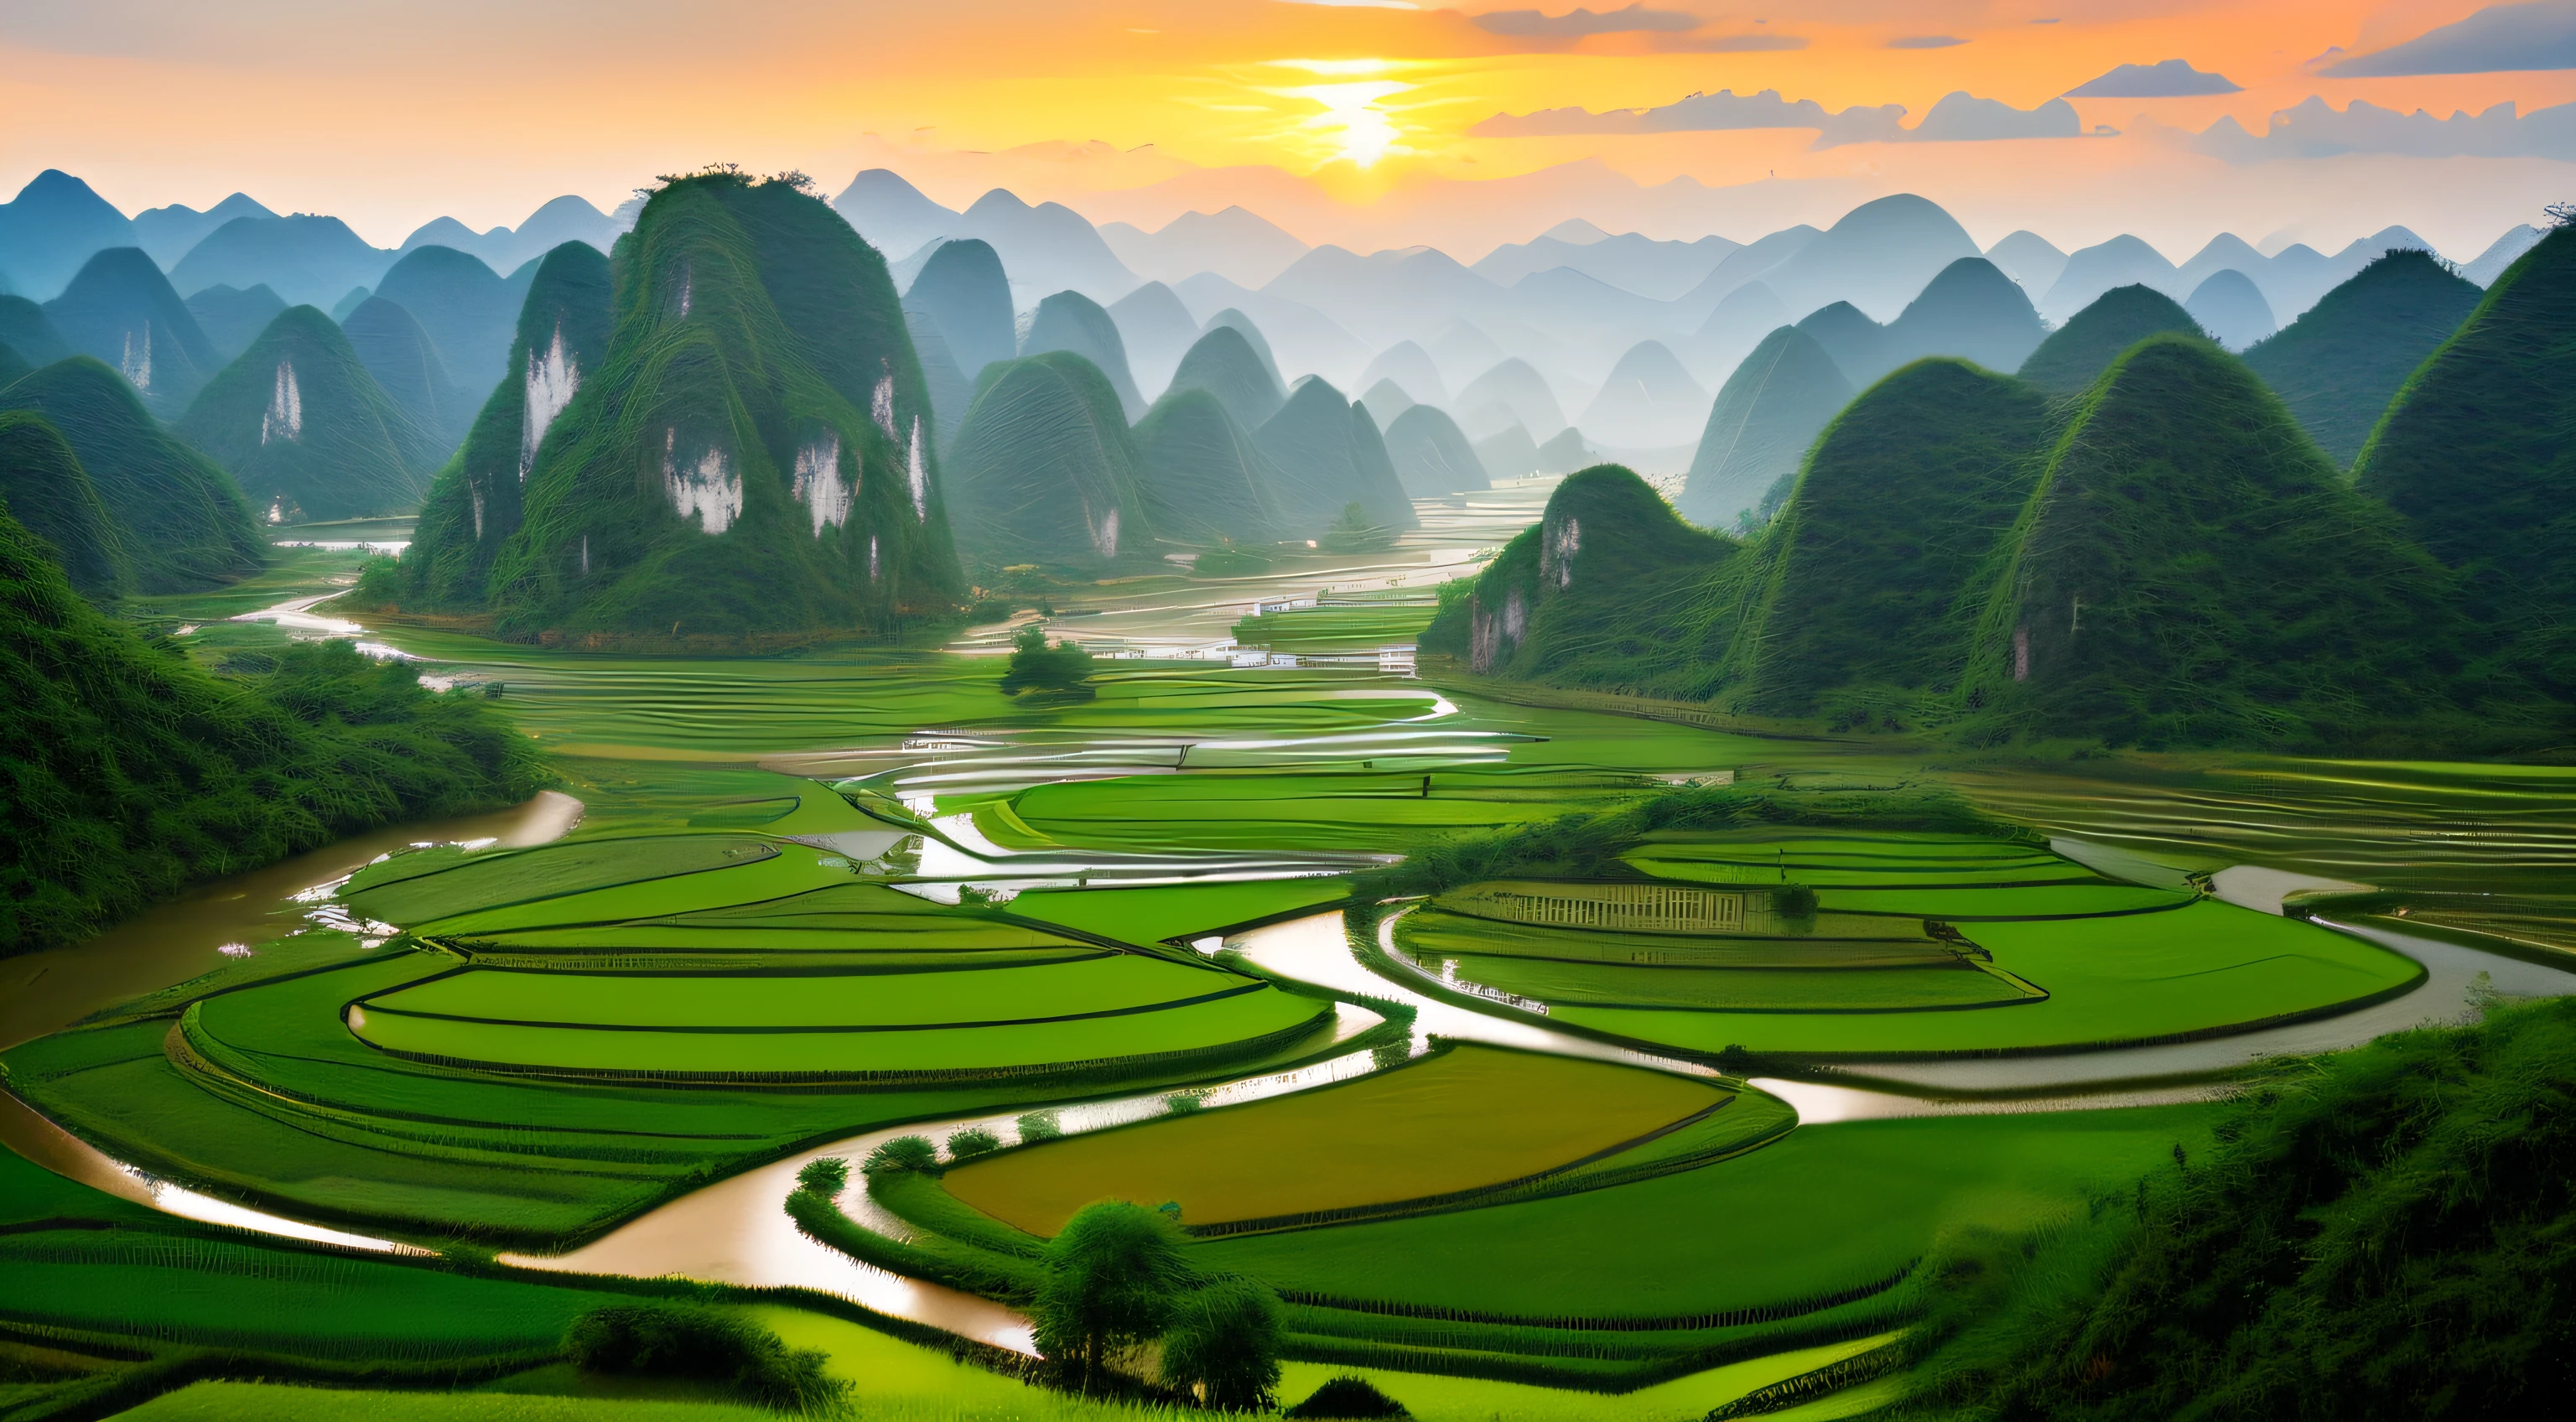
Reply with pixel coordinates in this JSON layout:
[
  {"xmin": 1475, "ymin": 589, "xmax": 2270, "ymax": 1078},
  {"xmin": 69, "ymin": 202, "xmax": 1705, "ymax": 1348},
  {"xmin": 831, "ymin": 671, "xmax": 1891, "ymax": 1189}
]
[{"xmin": 4, "ymin": 1, "xmax": 2575, "ymax": 259}]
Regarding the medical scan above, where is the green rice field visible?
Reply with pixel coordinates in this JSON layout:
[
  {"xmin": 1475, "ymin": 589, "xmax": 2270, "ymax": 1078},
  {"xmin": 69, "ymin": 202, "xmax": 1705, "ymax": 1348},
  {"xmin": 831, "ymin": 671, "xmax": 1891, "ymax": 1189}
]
[{"xmin": 7, "ymin": 531, "xmax": 2571, "ymax": 1420}]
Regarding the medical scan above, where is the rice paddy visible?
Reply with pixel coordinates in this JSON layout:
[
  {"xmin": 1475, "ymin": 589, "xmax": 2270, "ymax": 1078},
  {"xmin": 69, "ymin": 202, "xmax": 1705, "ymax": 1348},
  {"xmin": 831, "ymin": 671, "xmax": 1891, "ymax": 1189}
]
[{"xmin": 9, "ymin": 534, "xmax": 2570, "ymax": 1419}]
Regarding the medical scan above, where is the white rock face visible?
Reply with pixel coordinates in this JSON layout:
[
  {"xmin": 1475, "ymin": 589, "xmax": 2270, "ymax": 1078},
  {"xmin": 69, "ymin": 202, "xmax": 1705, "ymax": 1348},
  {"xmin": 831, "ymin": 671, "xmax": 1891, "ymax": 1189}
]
[
  {"xmin": 906, "ymin": 418, "xmax": 928, "ymax": 522},
  {"xmin": 1088, "ymin": 503, "xmax": 1121, "ymax": 559},
  {"xmin": 868, "ymin": 533, "xmax": 880, "ymax": 581},
  {"xmin": 521, "ymin": 322, "xmax": 580, "ymax": 481},
  {"xmin": 662, "ymin": 428, "xmax": 742, "ymax": 534},
  {"xmin": 871, "ymin": 374, "xmax": 897, "ymax": 441},
  {"xmin": 260, "ymin": 361, "xmax": 303, "ymax": 444},
  {"xmin": 120, "ymin": 323, "xmax": 152, "ymax": 390},
  {"xmin": 677, "ymin": 259, "xmax": 693, "ymax": 318},
  {"xmin": 1541, "ymin": 514, "xmax": 1581, "ymax": 589},
  {"xmin": 792, "ymin": 433, "xmax": 852, "ymax": 534},
  {"xmin": 470, "ymin": 482, "xmax": 486, "ymax": 540}
]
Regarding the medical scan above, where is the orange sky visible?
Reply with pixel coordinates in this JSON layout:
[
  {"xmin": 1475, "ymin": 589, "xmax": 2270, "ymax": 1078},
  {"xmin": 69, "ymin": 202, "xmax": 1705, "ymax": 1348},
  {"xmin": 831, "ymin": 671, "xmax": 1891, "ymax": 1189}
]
[{"xmin": 4, "ymin": 1, "xmax": 2572, "ymax": 257}]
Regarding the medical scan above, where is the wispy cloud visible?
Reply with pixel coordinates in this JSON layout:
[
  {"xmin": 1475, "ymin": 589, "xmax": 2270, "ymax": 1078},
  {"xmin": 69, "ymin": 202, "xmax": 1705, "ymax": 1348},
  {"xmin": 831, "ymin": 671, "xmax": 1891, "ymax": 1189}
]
[
  {"xmin": 1469, "ymin": 4, "xmax": 1697, "ymax": 38},
  {"xmin": 2185, "ymin": 96, "xmax": 2576, "ymax": 159},
  {"xmin": 1889, "ymin": 36, "xmax": 1967, "ymax": 49},
  {"xmin": 1472, "ymin": 86, "xmax": 2082, "ymax": 147},
  {"xmin": 2064, "ymin": 58, "xmax": 2241, "ymax": 97},
  {"xmin": 2323, "ymin": 1, "xmax": 2576, "ymax": 77}
]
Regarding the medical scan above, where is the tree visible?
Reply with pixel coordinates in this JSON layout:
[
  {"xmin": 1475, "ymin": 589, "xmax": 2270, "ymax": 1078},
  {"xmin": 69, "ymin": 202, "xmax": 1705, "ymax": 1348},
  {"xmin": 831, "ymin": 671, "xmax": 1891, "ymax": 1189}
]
[
  {"xmin": 861, "ymin": 1135, "xmax": 938, "ymax": 1175},
  {"xmin": 1160, "ymin": 1275, "xmax": 1283, "ymax": 1411},
  {"xmin": 1033, "ymin": 1201, "xmax": 1194, "ymax": 1389},
  {"xmin": 1000, "ymin": 620, "xmax": 1096, "ymax": 698},
  {"xmin": 794, "ymin": 1156, "xmax": 849, "ymax": 1195}
]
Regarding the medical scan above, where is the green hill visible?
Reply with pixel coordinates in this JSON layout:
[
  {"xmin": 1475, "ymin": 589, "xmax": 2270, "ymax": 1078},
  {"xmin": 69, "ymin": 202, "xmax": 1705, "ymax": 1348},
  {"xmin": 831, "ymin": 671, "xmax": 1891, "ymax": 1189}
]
[
  {"xmin": 0, "ymin": 344, "xmax": 25, "ymax": 388},
  {"xmin": 1420, "ymin": 464, "xmax": 1737, "ymax": 689},
  {"xmin": 1732, "ymin": 359, "xmax": 2054, "ymax": 718},
  {"xmin": 1131, "ymin": 385, "xmax": 1284, "ymax": 546},
  {"xmin": 1167, "ymin": 325, "xmax": 1286, "ymax": 429},
  {"xmin": 183, "ymin": 282, "xmax": 287, "ymax": 361},
  {"xmin": 1795, "ymin": 301, "xmax": 1888, "ymax": 386},
  {"xmin": 479, "ymin": 172, "xmax": 963, "ymax": 642},
  {"xmin": 948, "ymin": 350, "xmax": 1148, "ymax": 568},
  {"xmin": 1969, "ymin": 335, "xmax": 2472, "ymax": 748},
  {"xmin": 1203, "ymin": 309, "xmax": 1285, "ymax": 388},
  {"xmin": 0, "ymin": 296, "xmax": 70, "ymax": 367},
  {"xmin": 42, "ymin": 248, "xmax": 224, "ymax": 418},
  {"xmin": 0, "ymin": 497, "xmax": 540, "ymax": 956},
  {"xmin": 2352, "ymin": 226, "xmax": 2576, "ymax": 691},
  {"xmin": 0, "ymin": 410, "xmax": 128, "ymax": 596},
  {"xmin": 341, "ymin": 295, "xmax": 473, "ymax": 454},
  {"xmin": 2017, "ymin": 284, "xmax": 2204, "ymax": 395},
  {"xmin": 1021, "ymin": 290, "xmax": 1145, "ymax": 419},
  {"xmin": 1253, "ymin": 376, "xmax": 1417, "ymax": 536},
  {"xmin": 1679, "ymin": 324, "xmax": 1852, "ymax": 530},
  {"xmin": 177, "ymin": 304, "xmax": 438, "ymax": 523},
  {"xmin": 902, "ymin": 303, "xmax": 975, "ymax": 445},
  {"xmin": 1882, "ymin": 257, "xmax": 2046, "ymax": 376},
  {"xmin": 379, "ymin": 241, "xmax": 614, "ymax": 612},
  {"xmin": 1382, "ymin": 402, "xmax": 1488, "ymax": 496},
  {"xmin": 906, "ymin": 238, "xmax": 1015, "ymax": 382},
  {"xmin": 0, "ymin": 357, "xmax": 262, "ymax": 591},
  {"xmin": 2244, "ymin": 250, "xmax": 2482, "ymax": 465}
]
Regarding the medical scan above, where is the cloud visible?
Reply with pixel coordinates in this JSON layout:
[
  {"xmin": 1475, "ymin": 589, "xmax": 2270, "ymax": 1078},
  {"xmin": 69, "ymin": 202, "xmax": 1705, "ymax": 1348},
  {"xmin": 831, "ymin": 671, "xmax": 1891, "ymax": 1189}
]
[
  {"xmin": 2064, "ymin": 58, "xmax": 2241, "ymax": 96},
  {"xmin": 1911, "ymin": 91, "xmax": 2081, "ymax": 140},
  {"xmin": 1469, "ymin": 4, "xmax": 1699, "ymax": 37},
  {"xmin": 1473, "ymin": 87, "xmax": 2088, "ymax": 146},
  {"xmin": 2323, "ymin": 1, "xmax": 2576, "ymax": 76},
  {"xmin": 1666, "ymin": 33, "xmax": 1810, "ymax": 51},
  {"xmin": 1272, "ymin": 1, "xmax": 1420, "ymax": 8},
  {"xmin": 2184, "ymin": 95, "xmax": 2576, "ymax": 159},
  {"xmin": 1889, "ymin": 35, "xmax": 1968, "ymax": 49}
]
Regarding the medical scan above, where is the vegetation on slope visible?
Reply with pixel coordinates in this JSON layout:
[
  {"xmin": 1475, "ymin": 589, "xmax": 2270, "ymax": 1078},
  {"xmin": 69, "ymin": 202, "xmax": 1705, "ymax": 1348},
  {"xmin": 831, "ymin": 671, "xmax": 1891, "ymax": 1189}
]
[
  {"xmin": 2352, "ymin": 223, "xmax": 2576, "ymax": 693},
  {"xmin": 374, "ymin": 240, "xmax": 614, "ymax": 612},
  {"xmin": 0, "ymin": 293, "xmax": 71, "ymax": 366},
  {"xmin": 1254, "ymin": 376, "xmax": 1417, "ymax": 535},
  {"xmin": 1730, "ymin": 359, "xmax": 2054, "ymax": 719},
  {"xmin": 1888, "ymin": 994, "xmax": 2576, "ymax": 1422},
  {"xmin": 905, "ymin": 237, "xmax": 1015, "ymax": 382},
  {"xmin": 1021, "ymin": 290, "xmax": 1145, "ymax": 420},
  {"xmin": 0, "ymin": 356, "xmax": 263, "ymax": 590},
  {"xmin": 0, "ymin": 407, "xmax": 128, "ymax": 595},
  {"xmin": 184, "ymin": 281, "xmax": 288, "ymax": 361},
  {"xmin": 1131, "ymin": 385, "xmax": 1285, "ymax": 546},
  {"xmin": 1680, "ymin": 324, "xmax": 1852, "ymax": 531},
  {"xmin": 479, "ymin": 171, "xmax": 964, "ymax": 641},
  {"xmin": 2017, "ymin": 285, "xmax": 2204, "ymax": 395},
  {"xmin": 0, "ymin": 498, "xmax": 542, "ymax": 954},
  {"xmin": 43, "ymin": 246, "xmax": 226, "ymax": 418},
  {"xmin": 1966, "ymin": 335, "xmax": 2481, "ymax": 749},
  {"xmin": 178, "ymin": 304, "xmax": 439, "ymax": 522},
  {"xmin": 1381, "ymin": 402, "xmax": 1488, "ymax": 496},
  {"xmin": 1880, "ymin": 257, "xmax": 2046, "ymax": 378},
  {"xmin": 1168, "ymin": 325, "xmax": 1287, "ymax": 430},
  {"xmin": 1421, "ymin": 464, "xmax": 1737, "ymax": 689},
  {"xmin": 341, "ymin": 294, "xmax": 473, "ymax": 454},
  {"xmin": 949, "ymin": 350, "xmax": 1149, "ymax": 569},
  {"xmin": 2243, "ymin": 250, "xmax": 2482, "ymax": 464}
]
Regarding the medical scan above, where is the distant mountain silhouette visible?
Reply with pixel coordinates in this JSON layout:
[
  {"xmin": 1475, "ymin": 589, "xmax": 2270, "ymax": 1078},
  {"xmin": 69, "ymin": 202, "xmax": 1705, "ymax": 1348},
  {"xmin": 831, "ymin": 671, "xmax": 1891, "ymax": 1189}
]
[
  {"xmin": 1021, "ymin": 290, "xmax": 1145, "ymax": 419},
  {"xmin": 183, "ymin": 283, "xmax": 287, "ymax": 362},
  {"xmin": 906, "ymin": 239, "xmax": 1016, "ymax": 384},
  {"xmin": 1105, "ymin": 281, "xmax": 1200, "ymax": 397},
  {"xmin": 341, "ymin": 296, "xmax": 472, "ymax": 454},
  {"xmin": 1577, "ymin": 340, "xmax": 1707, "ymax": 448},
  {"xmin": 132, "ymin": 193, "xmax": 275, "ymax": 268},
  {"xmin": 1680, "ymin": 324, "xmax": 1852, "ymax": 529},
  {"xmin": 0, "ymin": 171, "xmax": 134, "ymax": 300},
  {"xmin": 1383, "ymin": 403, "xmax": 1488, "ymax": 496},
  {"xmin": 43, "ymin": 247, "xmax": 225, "ymax": 417},
  {"xmin": 2185, "ymin": 270, "xmax": 2277, "ymax": 350},
  {"xmin": 374, "ymin": 245, "xmax": 518, "ymax": 395},
  {"xmin": 1254, "ymin": 376, "xmax": 1417, "ymax": 535},
  {"xmin": 950, "ymin": 350, "xmax": 1147, "ymax": 568},
  {"xmin": 170, "ymin": 215, "xmax": 394, "ymax": 309},
  {"xmin": 2018, "ymin": 285, "xmax": 2204, "ymax": 394},
  {"xmin": 1132, "ymin": 386, "xmax": 1286, "ymax": 545},
  {"xmin": 1166, "ymin": 325, "xmax": 1287, "ymax": 429}
]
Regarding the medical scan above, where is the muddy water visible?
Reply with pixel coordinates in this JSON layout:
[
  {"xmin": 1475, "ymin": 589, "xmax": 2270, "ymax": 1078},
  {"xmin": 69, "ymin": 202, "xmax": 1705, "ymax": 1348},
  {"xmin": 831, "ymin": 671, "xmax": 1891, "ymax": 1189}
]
[{"xmin": 0, "ymin": 790, "xmax": 583, "ymax": 1054}]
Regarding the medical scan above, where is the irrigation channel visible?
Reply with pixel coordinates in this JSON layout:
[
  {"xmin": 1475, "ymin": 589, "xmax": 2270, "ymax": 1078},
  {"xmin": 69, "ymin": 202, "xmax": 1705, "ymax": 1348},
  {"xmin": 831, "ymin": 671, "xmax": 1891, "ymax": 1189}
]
[{"xmin": 8, "ymin": 503, "xmax": 2576, "ymax": 1411}]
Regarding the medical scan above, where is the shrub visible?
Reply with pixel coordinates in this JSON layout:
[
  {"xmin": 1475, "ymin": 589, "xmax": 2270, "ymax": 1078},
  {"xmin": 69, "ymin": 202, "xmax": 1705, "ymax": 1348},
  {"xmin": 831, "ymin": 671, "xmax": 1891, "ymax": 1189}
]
[
  {"xmin": 862, "ymin": 1135, "xmax": 939, "ymax": 1175},
  {"xmin": 948, "ymin": 1128, "xmax": 1002, "ymax": 1160},
  {"xmin": 1033, "ymin": 1201, "xmax": 1196, "ymax": 1388},
  {"xmin": 1017, "ymin": 1110, "xmax": 1064, "ymax": 1143},
  {"xmin": 1161, "ymin": 1275, "xmax": 1284, "ymax": 1411},
  {"xmin": 1283, "ymin": 1375, "xmax": 1410, "ymax": 1419},
  {"xmin": 1770, "ymin": 884, "xmax": 1819, "ymax": 921},
  {"xmin": 794, "ymin": 1157, "xmax": 849, "ymax": 1196},
  {"xmin": 1000, "ymin": 621, "xmax": 1096, "ymax": 698},
  {"xmin": 566, "ymin": 1304, "xmax": 847, "ymax": 1413}
]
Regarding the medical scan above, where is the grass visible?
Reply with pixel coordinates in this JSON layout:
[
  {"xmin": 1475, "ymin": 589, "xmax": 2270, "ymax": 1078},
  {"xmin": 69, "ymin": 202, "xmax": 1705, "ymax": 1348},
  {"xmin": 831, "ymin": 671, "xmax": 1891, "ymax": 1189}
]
[
  {"xmin": 940, "ymin": 1044, "xmax": 1731, "ymax": 1234},
  {"xmin": 1232, "ymin": 605, "xmax": 1436, "ymax": 655},
  {"xmin": 1003, "ymin": 879, "xmax": 1354, "ymax": 947},
  {"xmin": 1195, "ymin": 1106, "xmax": 2216, "ymax": 1321}
]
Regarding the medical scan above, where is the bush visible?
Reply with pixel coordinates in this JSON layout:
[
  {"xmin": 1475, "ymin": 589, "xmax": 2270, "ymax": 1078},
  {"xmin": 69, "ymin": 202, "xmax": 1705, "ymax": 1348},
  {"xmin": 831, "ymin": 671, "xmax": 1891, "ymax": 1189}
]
[
  {"xmin": 1161, "ymin": 1275, "xmax": 1283, "ymax": 1410},
  {"xmin": 1769, "ymin": 884, "xmax": 1818, "ymax": 921},
  {"xmin": 1283, "ymin": 1375, "xmax": 1410, "ymax": 1419},
  {"xmin": 1017, "ymin": 1110, "xmax": 1064, "ymax": 1143},
  {"xmin": 948, "ymin": 1128, "xmax": 1002, "ymax": 1160},
  {"xmin": 565, "ymin": 1304, "xmax": 847, "ymax": 1414},
  {"xmin": 794, "ymin": 1157, "xmax": 849, "ymax": 1196},
  {"xmin": 1033, "ymin": 1201, "xmax": 1196, "ymax": 1388},
  {"xmin": 1000, "ymin": 621, "xmax": 1096, "ymax": 698},
  {"xmin": 862, "ymin": 1135, "xmax": 939, "ymax": 1175}
]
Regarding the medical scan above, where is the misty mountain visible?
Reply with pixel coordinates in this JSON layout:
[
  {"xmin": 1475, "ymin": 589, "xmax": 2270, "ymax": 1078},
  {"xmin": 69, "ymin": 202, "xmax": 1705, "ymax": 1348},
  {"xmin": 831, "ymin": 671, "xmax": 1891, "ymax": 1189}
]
[
  {"xmin": 1170, "ymin": 277, "xmax": 1371, "ymax": 387},
  {"xmin": 43, "ymin": 247, "xmax": 226, "ymax": 418},
  {"xmin": 2463, "ymin": 225, "xmax": 2544, "ymax": 286},
  {"xmin": 1984, "ymin": 231, "xmax": 2068, "ymax": 294},
  {"xmin": 394, "ymin": 195, "xmax": 622, "ymax": 274},
  {"xmin": 2040, "ymin": 235, "xmax": 2180, "ymax": 323},
  {"xmin": 1382, "ymin": 402, "xmax": 1488, "ymax": 496},
  {"xmin": 1264, "ymin": 244, "xmax": 1505, "ymax": 348},
  {"xmin": 132, "ymin": 194, "xmax": 276, "ymax": 268},
  {"xmin": 1021, "ymin": 289, "xmax": 1145, "ymax": 420},
  {"xmin": 1099, "ymin": 206, "xmax": 1310, "ymax": 288},
  {"xmin": 833, "ymin": 169, "xmax": 961, "ymax": 262},
  {"xmin": 1680, "ymin": 324, "xmax": 1853, "ymax": 530},
  {"xmin": 182, "ymin": 283, "xmax": 288, "ymax": 362},
  {"xmin": 1456, "ymin": 358, "xmax": 1568, "ymax": 441},
  {"xmin": 1166, "ymin": 324, "xmax": 1287, "ymax": 430},
  {"xmin": 1105, "ymin": 281, "xmax": 1200, "ymax": 397},
  {"xmin": 374, "ymin": 245, "xmax": 519, "ymax": 395},
  {"xmin": 1578, "ymin": 340, "xmax": 1707, "ymax": 448},
  {"xmin": 1752, "ymin": 195, "xmax": 1980, "ymax": 323},
  {"xmin": 169, "ymin": 214, "xmax": 395, "ymax": 309},
  {"xmin": 1880, "ymin": 257, "xmax": 2047, "ymax": 375},
  {"xmin": 1473, "ymin": 422, "xmax": 1541, "ymax": 484},
  {"xmin": 1252, "ymin": 375, "xmax": 1416, "ymax": 535},
  {"xmin": 905, "ymin": 239, "xmax": 1017, "ymax": 382},
  {"xmin": 953, "ymin": 188, "xmax": 1135, "ymax": 302},
  {"xmin": 1688, "ymin": 281, "xmax": 1791, "ymax": 382},
  {"xmin": 2185, "ymin": 270, "xmax": 2277, "ymax": 350},
  {"xmin": 340, "ymin": 295, "xmax": 472, "ymax": 454},
  {"xmin": 0, "ymin": 171, "xmax": 135, "ymax": 301},
  {"xmin": 1359, "ymin": 378, "xmax": 1415, "ymax": 426},
  {"xmin": 1472, "ymin": 231, "xmax": 1740, "ymax": 301},
  {"xmin": 1358, "ymin": 340, "xmax": 1450, "ymax": 406}
]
